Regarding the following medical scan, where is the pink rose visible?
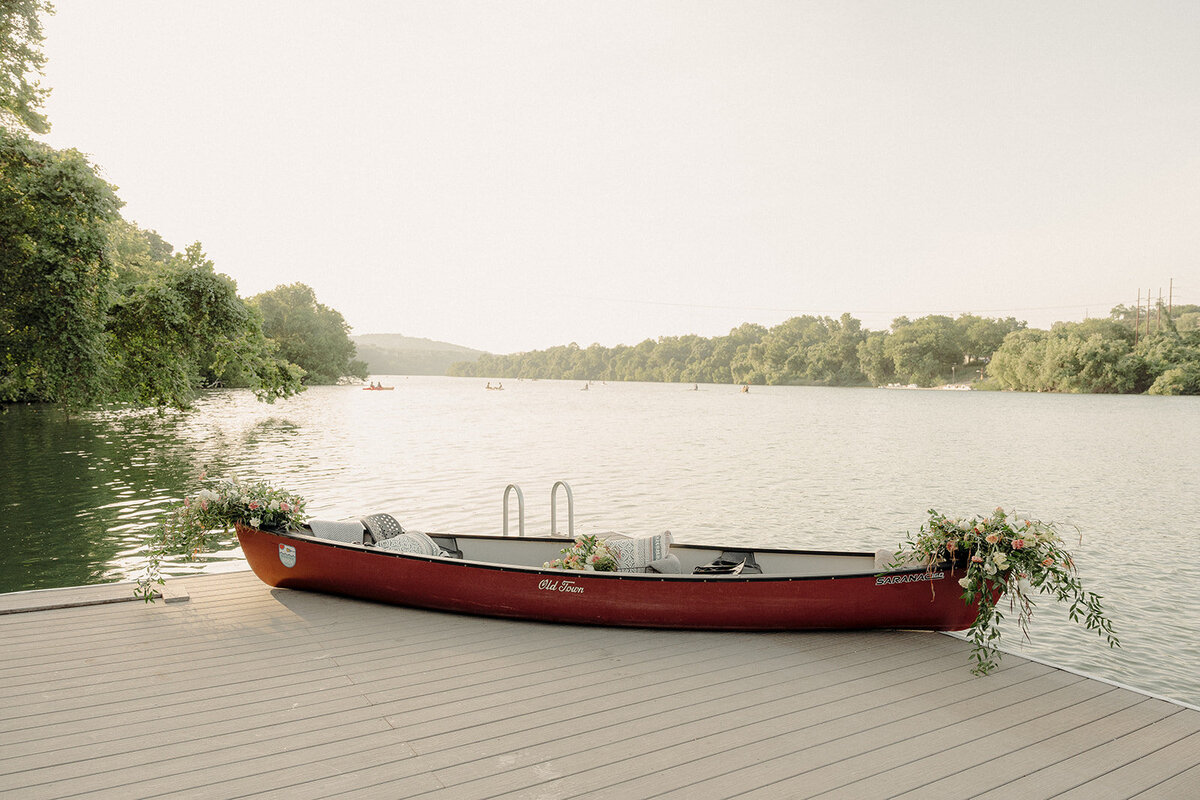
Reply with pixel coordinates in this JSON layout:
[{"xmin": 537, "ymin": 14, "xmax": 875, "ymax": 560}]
[
  {"xmin": 249, "ymin": 501, "xmax": 260, "ymax": 510},
  {"xmin": 985, "ymin": 533, "xmax": 1000, "ymax": 544},
  {"xmin": 1041, "ymin": 557, "xmax": 1054, "ymax": 566},
  {"xmin": 971, "ymin": 555, "xmax": 983, "ymax": 563},
  {"xmin": 280, "ymin": 502, "xmax": 290, "ymax": 512},
  {"xmin": 1011, "ymin": 539, "xmax": 1025, "ymax": 550}
]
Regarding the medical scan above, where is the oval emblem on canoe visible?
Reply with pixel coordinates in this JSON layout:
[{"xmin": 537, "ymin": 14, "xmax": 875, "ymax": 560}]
[{"xmin": 279, "ymin": 544, "xmax": 297, "ymax": 568}]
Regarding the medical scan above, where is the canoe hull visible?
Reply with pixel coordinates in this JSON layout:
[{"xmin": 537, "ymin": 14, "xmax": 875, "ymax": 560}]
[{"xmin": 237, "ymin": 526, "xmax": 981, "ymax": 632}]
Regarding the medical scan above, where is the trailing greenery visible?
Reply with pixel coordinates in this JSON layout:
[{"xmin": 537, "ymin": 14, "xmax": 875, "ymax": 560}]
[
  {"xmin": 893, "ymin": 508, "xmax": 1119, "ymax": 676},
  {"xmin": 135, "ymin": 476, "xmax": 308, "ymax": 601}
]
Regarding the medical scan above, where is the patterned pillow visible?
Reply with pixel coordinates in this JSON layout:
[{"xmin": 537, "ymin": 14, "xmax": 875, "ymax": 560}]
[
  {"xmin": 606, "ymin": 531, "xmax": 673, "ymax": 573},
  {"xmin": 375, "ymin": 530, "xmax": 445, "ymax": 557}
]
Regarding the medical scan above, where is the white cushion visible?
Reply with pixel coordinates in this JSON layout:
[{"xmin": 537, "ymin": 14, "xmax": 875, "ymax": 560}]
[{"xmin": 375, "ymin": 531, "xmax": 446, "ymax": 557}]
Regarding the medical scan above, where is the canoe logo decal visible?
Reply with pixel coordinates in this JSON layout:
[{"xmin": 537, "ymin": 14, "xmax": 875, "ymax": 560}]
[
  {"xmin": 538, "ymin": 578, "xmax": 584, "ymax": 594},
  {"xmin": 875, "ymin": 571, "xmax": 944, "ymax": 586},
  {"xmin": 279, "ymin": 544, "xmax": 297, "ymax": 568}
]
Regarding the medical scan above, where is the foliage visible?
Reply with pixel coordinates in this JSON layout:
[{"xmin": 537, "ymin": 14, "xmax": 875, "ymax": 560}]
[
  {"xmin": 252, "ymin": 283, "xmax": 367, "ymax": 384},
  {"xmin": 987, "ymin": 319, "xmax": 1198, "ymax": 395},
  {"xmin": 135, "ymin": 476, "xmax": 308, "ymax": 601},
  {"xmin": 0, "ymin": 0, "xmax": 53, "ymax": 133},
  {"xmin": 544, "ymin": 534, "xmax": 618, "ymax": 571},
  {"xmin": 893, "ymin": 508, "xmax": 1119, "ymax": 675},
  {"xmin": 451, "ymin": 313, "xmax": 1020, "ymax": 389},
  {"xmin": 884, "ymin": 315, "xmax": 964, "ymax": 387},
  {"xmin": 0, "ymin": 128, "xmax": 121, "ymax": 408},
  {"xmin": 106, "ymin": 236, "xmax": 306, "ymax": 407}
]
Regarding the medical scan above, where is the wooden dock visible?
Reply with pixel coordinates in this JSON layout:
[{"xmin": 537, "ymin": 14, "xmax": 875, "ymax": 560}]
[{"xmin": 2, "ymin": 570, "xmax": 1197, "ymax": 799}]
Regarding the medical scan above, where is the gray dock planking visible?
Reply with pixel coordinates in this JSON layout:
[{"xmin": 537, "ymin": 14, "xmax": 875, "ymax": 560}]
[{"xmin": 1, "ymin": 570, "xmax": 1197, "ymax": 799}]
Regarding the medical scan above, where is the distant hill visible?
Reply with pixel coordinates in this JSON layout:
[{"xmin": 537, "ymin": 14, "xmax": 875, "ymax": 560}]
[{"xmin": 351, "ymin": 334, "xmax": 487, "ymax": 376}]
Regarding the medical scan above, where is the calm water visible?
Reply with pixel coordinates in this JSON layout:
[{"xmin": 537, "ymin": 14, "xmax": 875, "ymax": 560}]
[{"xmin": 2, "ymin": 378, "xmax": 1198, "ymax": 706}]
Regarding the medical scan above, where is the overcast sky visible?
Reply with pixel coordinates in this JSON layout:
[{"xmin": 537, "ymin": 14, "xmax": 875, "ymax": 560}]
[{"xmin": 40, "ymin": 1, "xmax": 1199, "ymax": 354}]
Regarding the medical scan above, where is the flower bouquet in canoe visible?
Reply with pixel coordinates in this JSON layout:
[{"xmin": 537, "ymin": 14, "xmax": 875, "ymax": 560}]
[
  {"xmin": 135, "ymin": 476, "xmax": 307, "ymax": 600},
  {"xmin": 890, "ymin": 507, "xmax": 1119, "ymax": 675},
  {"xmin": 543, "ymin": 534, "xmax": 619, "ymax": 571}
]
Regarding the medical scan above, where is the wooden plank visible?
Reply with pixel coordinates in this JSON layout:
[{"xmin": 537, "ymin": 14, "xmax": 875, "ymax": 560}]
[
  {"xmin": 802, "ymin": 681, "xmax": 1139, "ymax": 799},
  {"xmin": 893, "ymin": 699, "xmax": 1188, "ymax": 799},
  {"xmin": 1054, "ymin": 731, "xmax": 1200, "ymax": 799},
  {"xmin": 434, "ymin": 660, "xmax": 1049, "ymax": 800},
  {"xmin": 973, "ymin": 709, "xmax": 1200, "ymax": 799},
  {"xmin": 661, "ymin": 669, "xmax": 1095, "ymax": 800},
  {"xmin": 1131, "ymin": 762, "xmax": 1200, "ymax": 799},
  {"xmin": 0, "ymin": 580, "xmax": 187, "ymax": 614}
]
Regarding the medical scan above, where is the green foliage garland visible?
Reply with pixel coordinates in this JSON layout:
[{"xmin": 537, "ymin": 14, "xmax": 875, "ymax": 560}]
[{"xmin": 894, "ymin": 508, "xmax": 1119, "ymax": 675}]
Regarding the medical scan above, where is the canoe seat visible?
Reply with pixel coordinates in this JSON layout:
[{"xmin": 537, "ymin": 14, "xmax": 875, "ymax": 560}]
[
  {"xmin": 606, "ymin": 531, "xmax": 673, "ymax": 573},
  {"xmin": 307, "ymin": 520, "xmax": 368, "ymax": 545},
  {"xmin": 360, "ymin": 513, "xmax": 405, "ymax": 545}
]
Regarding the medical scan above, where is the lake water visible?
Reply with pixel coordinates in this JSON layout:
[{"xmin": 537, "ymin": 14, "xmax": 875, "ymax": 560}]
[{"xmin": 2, "ymin": 378, "xmax": 1198, "ymax": 706}]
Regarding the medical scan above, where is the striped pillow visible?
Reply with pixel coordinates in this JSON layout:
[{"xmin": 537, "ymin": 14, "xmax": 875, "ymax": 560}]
[{"xmin": 606, "ymin": 531, "xmax": 673, "ymax": 573}]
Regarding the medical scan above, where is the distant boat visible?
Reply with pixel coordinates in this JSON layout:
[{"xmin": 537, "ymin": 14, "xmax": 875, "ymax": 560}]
[{"xmin": 363, "ymin": 386, "xmax": 394, "ymax": 391}]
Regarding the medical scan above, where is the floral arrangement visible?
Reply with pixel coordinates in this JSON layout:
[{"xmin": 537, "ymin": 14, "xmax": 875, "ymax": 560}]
[
  {"xmin": 893, "ymin": 507, "xmax": 1119, "ymax": 675},
  {"xmin": 135, "ymin": 475, "xmax": 308, "ymax": 600},
  {"xmin": 544, "ymin": 534, "xmax": 618, "ymax": 571}
]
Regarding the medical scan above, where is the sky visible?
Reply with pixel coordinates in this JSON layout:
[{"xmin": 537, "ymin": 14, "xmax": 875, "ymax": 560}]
[{"xmin": 39, "ymin": 1, "xmax": 1200, "ymax": 354}]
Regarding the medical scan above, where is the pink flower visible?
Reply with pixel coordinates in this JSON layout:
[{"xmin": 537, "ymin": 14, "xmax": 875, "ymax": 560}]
[
  {"xmin": 1011, "ymin": 539, "xmax": 1025, "ymax": 550},
  {"xmin": 249, "ymin": 501, "xmax": 260, "ymax": 510},
  {"xmin": 971, "ymin": 555, "xmax": 984, "ymax": 563},
  {"xmin": 200, "ymin": 499, "xmax": 209, "ymax": 511},
  {"xmin": 985, "ymin": 533, "xmax": 1000, "ymax": 544},
  {"xmin": 280, "ymin": 502, "xmax": 290, "ymax": 513},
  {"xmin": 1041, "ymin": 557, "xmax": 1054, "ymax": 566}
]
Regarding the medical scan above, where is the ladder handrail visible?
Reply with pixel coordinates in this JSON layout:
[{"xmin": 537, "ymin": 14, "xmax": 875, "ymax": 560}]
[
  {"xmin": 503, "ymin": 484, "xmax": 525, "ymax": 537},
  {"xmin": 550, "ymin": 480, "xmax": 574, "ymax": 538}
]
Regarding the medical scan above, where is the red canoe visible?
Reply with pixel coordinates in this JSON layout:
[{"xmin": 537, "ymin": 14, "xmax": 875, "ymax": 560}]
[{"xmin": 236, "ymin": 522, "xmax": 982, "ymax": 632}]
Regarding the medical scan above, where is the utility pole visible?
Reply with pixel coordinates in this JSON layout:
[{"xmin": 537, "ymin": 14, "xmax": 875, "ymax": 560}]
[
  {"xmin": 1169, "ymin": 278, "xmax": 1174, "ymax": 320},
  {"xmin": 1135, "ymin": 289, "xmax": 1141, "ymax": 346},
  {"xmin": 1146, "ymin": 288, "xmax": 1152, "ymax": 340}
]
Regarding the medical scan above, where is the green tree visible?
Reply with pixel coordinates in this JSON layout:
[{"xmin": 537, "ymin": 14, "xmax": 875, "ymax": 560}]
[
  {"xmin": 106, "ymin": 239, "xmax": 305, "ymax": 407},
  {"xmin": 0, "ymin": 128, "xmax": 121, "ymax": 407},
  {"xmin": 252, "ymin": 283, "xmax": 367, "ymax": 384},
  {"xmin": 0, "ymin": 0, "xmax": 53, "ymax": 133},
  {"xmin": 885, "ymin": 315, "xmax": 965, "ymax": 386},
  {"xmin": 956, "ymin": 314, "xmax": 1024, "ymax": 364},
  {"xmin": 856, "ymin": 330, "xmax": 895, "ymax": 386}
]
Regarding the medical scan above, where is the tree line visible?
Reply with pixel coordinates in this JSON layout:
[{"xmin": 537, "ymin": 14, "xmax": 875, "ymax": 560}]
[
  {"xmin": 1, "ymin": 2, "xmax": 365, "ymax": 410},
  {"xmin": 450, "ymin": 309, "xmax": 1200, "ymax": 395}
]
